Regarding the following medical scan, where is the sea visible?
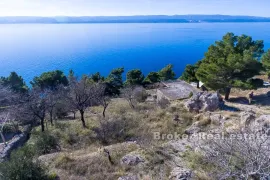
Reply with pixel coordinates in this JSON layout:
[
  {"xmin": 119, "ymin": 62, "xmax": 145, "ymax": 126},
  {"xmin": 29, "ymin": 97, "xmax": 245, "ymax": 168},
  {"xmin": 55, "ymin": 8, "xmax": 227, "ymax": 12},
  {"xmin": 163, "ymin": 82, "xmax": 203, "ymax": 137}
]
[{"xmin": 1, "ymin": 23, "xmax": 270, "ymax": 83}]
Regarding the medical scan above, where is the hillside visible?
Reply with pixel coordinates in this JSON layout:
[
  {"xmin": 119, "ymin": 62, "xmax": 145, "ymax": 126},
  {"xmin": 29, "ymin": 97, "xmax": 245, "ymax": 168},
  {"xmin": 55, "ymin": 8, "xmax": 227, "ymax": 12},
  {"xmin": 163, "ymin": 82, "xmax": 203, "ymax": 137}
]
[{"xmin": 1, "ymin": 15, "xmax": 270, "ymax": 24}]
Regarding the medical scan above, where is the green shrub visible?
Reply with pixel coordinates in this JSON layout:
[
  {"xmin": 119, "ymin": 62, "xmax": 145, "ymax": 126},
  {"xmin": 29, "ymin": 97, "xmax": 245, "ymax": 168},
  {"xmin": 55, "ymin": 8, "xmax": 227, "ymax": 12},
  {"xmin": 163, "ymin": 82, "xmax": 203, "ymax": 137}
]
[
  {"xmin": 34, "ymin": 132, "xmax": 60, "ymax": 155},
  {"xmin": 0, "ymin": 145, "xmax": 49, "ymax": 180}
]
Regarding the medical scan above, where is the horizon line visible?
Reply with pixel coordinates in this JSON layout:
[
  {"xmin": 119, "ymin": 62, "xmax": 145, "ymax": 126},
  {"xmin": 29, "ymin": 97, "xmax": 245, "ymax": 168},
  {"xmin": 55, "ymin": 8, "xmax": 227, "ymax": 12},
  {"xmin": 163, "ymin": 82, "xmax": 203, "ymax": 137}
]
[{"xmin": 0, "ymin": 14, "xmax": 270, "ymax": 18}]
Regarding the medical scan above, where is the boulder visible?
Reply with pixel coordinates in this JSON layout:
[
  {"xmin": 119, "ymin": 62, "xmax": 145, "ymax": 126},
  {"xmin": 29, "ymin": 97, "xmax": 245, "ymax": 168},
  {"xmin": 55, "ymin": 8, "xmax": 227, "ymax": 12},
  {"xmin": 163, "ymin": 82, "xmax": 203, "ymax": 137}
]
[
  {"xmin": 121, "ymin": 154, "xmax": 145, "ymax": 166},
  {"xmin": 169, "ymin": 167, "xmax": 192, "ymax": 180},
  {"xmin": 185, "ymin": 92, "xmax": 223, "ymax": 113},
  {"xmin": 240, "ymin": 110, "xmax": 256, "ymax": 128}
]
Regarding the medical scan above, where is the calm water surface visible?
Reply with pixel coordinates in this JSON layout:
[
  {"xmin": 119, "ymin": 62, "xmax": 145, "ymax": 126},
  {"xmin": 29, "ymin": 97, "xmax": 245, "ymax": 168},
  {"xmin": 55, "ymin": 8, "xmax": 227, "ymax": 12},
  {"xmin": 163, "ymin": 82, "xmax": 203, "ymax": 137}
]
[{"xmin": 1, "ymin": 23, "xmax": 270, "ymax": 83}]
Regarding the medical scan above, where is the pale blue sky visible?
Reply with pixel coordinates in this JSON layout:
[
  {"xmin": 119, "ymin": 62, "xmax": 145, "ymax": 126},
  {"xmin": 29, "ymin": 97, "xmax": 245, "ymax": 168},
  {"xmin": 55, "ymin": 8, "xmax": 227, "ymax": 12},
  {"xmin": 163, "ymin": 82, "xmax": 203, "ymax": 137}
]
[{"xmin": 0, "ymin": 0, "xmax": 269, "ymax": 17}]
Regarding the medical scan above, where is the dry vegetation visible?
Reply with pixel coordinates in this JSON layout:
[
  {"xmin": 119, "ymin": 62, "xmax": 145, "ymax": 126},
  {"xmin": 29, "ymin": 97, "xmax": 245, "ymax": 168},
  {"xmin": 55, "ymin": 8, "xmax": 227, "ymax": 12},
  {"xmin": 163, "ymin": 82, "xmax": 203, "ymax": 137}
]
[{"xmin": 26, "ymin": 98, "xmax": 194, "ymax": 179}]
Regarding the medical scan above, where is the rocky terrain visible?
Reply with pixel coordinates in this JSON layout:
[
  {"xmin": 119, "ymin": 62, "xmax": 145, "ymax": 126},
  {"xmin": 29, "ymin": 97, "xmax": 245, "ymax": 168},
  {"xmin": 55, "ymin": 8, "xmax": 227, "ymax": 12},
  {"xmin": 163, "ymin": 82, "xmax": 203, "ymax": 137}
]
[{"xmin": 20, "ymin": 86, "xmax": 268, "ymax": 180}]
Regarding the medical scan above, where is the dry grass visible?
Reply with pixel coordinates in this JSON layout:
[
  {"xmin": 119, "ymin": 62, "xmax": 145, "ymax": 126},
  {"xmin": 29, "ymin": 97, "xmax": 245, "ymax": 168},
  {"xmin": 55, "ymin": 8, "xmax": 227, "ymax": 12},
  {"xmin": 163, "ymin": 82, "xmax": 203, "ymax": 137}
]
[{"xmin": 30, "ymin": 98, "xmax": 195, "ymax": 179}]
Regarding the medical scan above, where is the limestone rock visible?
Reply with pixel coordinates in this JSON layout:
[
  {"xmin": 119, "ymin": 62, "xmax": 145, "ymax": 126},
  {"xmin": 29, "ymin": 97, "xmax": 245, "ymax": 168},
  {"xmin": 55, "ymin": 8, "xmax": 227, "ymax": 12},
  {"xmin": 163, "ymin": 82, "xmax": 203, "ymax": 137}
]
[
  {"xmin": 169, "ymin": 167, "xmax": 192, "ymax": 180},
  {"xmin": 121, "ymin": 154, "xmax": 145, "ymax": 166},
  {"xmin": 185, "ymin": 92, "xmax": 223, "ymax": 113}
]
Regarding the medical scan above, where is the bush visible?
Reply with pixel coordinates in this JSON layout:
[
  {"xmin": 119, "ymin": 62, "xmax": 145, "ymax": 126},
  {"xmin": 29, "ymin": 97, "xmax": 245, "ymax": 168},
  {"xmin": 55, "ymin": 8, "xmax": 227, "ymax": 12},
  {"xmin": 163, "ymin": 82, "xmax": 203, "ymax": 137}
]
[
  {"xmin": 92, "ymin": 115, "xmax": 138, "ymax": 145},
  {"xmin": 0, "ymin": 145, "xmax": 49, "ymax": 180},
  {"xmin": 34, "ymin": 132, "xmax": 60, "ymax": 155}
]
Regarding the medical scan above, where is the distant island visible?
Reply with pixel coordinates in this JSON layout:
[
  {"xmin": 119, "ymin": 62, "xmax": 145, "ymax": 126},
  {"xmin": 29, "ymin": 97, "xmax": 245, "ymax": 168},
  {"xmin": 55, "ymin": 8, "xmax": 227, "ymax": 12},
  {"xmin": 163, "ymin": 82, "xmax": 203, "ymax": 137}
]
[{"xmin": 1, "ymin": 15, "xmax": 270, "ymax": 23}]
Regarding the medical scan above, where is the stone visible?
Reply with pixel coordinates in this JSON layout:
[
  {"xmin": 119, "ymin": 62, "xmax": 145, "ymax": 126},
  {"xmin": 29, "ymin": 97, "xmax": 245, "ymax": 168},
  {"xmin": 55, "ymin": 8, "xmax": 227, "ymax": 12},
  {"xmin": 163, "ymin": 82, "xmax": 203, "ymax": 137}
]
[
  {"xmin": 240, "ymin": 110, "xmax": 256, "ymax": 128},
  {"xmin": 0, "ymin": 125, "xmax": 31, "ymax": 162},
  {"xmin": 185, "ymin": 92, "xmax": 223, "ymax": 113},
  {"xmin": 121, "ymin": 154, "xmax": 145, "ymax": 166},
  {"xmin": 169, "ymin": 167, "xmax": 192, "ymax": 180}
]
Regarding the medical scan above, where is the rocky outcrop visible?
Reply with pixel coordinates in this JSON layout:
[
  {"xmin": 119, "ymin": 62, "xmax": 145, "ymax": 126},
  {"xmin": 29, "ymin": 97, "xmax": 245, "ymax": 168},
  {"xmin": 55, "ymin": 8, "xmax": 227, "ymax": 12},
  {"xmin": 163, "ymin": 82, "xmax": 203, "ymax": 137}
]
[
  {"xmin": 121, "ymin": 154, "xmax": 145, "ymax": 166},
  {"xmin": 0, "ymin": 125, "xmax": 31, "ymax": 162},
  {"xmin": 169, "ymin": 167, "xmax": 192, "ymax": 180},
  {"xmin": 185, "ymin": 92, "xmax": 223, "ymax": 113}
]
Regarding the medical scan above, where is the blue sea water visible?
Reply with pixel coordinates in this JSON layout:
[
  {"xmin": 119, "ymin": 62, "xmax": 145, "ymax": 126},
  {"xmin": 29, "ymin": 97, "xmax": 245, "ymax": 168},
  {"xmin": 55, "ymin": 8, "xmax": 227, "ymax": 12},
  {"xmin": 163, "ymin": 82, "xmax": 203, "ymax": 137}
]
[{"xmin": 0, "ymin": 23, "xmax": 270, "ymax": 83}]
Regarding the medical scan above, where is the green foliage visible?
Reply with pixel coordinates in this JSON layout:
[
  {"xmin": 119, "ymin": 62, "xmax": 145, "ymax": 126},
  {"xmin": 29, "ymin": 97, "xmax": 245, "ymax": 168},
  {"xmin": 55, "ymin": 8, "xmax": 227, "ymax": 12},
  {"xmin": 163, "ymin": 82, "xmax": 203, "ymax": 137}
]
[
  {"xmin": 0, "ymin": 72, "xmax": 28, "ymax": 93},
  {"xmin": 262, "ymin": 49, "xmax": 270, "ymax": 76},
  {"xmin": 143, "ymin": 72, "xmax": 160, "ymax": 84},
  {"xmin": 105, "ymin": 67, "xmax": 124, "ymax": 96},
  {"xmin": 31, "ymin": 70, "xmax": 68, "ymax": 90},
  {"xmin": 0, "ymin": 145, "xmax": 49, "ymax": 180},
  {"xmin": 248, "ymin": 78, "xmax": 264, "ymax": 89},
  {"xmin": 180, "ymin": 61, "xmax": 201, "ymax": 85},
  {"xmin": 125, "ymin": 69, "xmax": 144, "ymax": 85},
  {"xmin": 68, "ymin": 69, "xmax": 76, "ymax": 82},
  {"xmin": 33, "ymin": 131, "xmax": 60, "ymax": 155},
  {"xmin": 196, "ymin": 33, "xmax": 263, "ymax": 92},
  {"xmin": 89, "ymin": 72, "xmax": 105, "ymax": 83},
  {"xmin": 158, "ymin": 64, "xmax": 176, "ymax": 81}
]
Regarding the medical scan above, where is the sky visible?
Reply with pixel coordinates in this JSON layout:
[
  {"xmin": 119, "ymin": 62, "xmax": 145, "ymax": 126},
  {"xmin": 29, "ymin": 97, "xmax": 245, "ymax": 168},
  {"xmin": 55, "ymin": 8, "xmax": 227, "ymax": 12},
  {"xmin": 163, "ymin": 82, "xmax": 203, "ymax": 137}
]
[{"xmin": 0, "ymin": 0, "xmax": 270, "ymax": 17}]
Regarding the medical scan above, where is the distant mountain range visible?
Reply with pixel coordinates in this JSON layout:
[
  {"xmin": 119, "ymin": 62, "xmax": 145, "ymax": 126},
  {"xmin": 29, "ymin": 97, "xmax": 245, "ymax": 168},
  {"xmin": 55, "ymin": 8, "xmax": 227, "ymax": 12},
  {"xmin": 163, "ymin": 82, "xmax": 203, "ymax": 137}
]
[{"xmin": 1, "ymin": 15, "xmax": 270, "ymax": 23}]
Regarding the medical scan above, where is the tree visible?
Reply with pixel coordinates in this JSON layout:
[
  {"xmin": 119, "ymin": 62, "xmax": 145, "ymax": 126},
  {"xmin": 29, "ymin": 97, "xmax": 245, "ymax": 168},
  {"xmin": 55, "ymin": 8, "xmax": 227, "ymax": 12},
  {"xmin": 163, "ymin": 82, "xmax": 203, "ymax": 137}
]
[
  {"xmin": 0, "ymin": 72, "xmax": 28, "ymax": 93},
  {"xmin": 30, "ymin": 70, "xmax": 68, "ymax": 90},
  {"xmin": 121, "ymin": 86, "xmax": 136, "ymax": 108},
  {"xmin": 21, "ymin": 88, "xmax": 49, "ymax": 132},
  {"xmin": 98, "ymin": 86, "xmax": 111, "ymax": 118},
  {"xmin": 46, "ymin": 87, "xmax": 64, "ymax": 126},
  {"xmin": 196, "ymin": 33, "xmax": 264, "ymax": 100},
  {"xmin": 143, "ymin": 72, "xmax": 160, "ymax": 84},
  {"xmin": 90, "ymin": 72, "xmax": 105, "ymax": 83},
  {"xmin": 180, "ymin": 61, "xmax": 201, "ymax": 88},
  {"xmin": 125, "ymin": 69, "xmax": 144, "ymax": 85},
  {"xmin": 121, "ymin": 86, "xmax": 146, "ymax": 108},
  {"xmin": 66, "ymin": 76, "xmax": 104, "ymax": 128},
  {"xmin": 105, "ymin": 67, "xmax": 124, "ymax": 96},
  {"xmin": 262, "ymin": 49, "xmax": 270, "ymax": 78},
  {"xmin": 158, "ymin": 64, "xmax": 176, "ymax": 81}
]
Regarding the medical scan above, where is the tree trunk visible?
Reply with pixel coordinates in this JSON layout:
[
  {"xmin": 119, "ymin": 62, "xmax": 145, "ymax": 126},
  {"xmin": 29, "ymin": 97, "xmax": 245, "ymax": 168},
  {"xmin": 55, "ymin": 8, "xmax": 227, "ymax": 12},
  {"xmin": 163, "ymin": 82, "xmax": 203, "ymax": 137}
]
[
  {"xmin": 50, "ymin": 111, "xmax": 54, "ymax": 126},
  {"xmin": 80, "ymin": 110, "xmax": 86, "ymax": 128},
  {"xmin": 103, "ymin": 105, "xmax": 108, "ymax": 118},
  {"xmin": 73, "ymin": 112, "xmax": 76, "ymax": 119},
  {"xmin": 196, "ymin": 81, "xmax": 200, "ymax": 89},
  {"xmin": 41, "ymin": 118, "xmax": 45, "ymax": 132},
  {"xmin": 224, "ymin": 87, "xmax": 231, "ymax": 101}
]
